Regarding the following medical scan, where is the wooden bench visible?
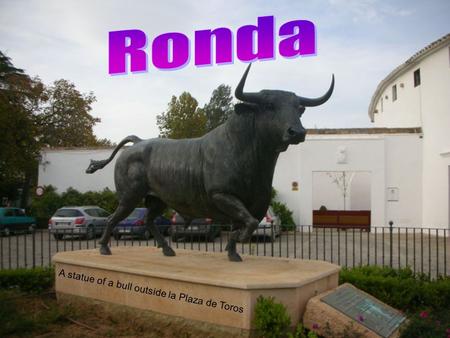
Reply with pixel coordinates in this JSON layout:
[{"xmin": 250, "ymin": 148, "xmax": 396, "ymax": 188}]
[{"xmin": 313, "ymin": 210, "xmax": 371, "ymax": 231}]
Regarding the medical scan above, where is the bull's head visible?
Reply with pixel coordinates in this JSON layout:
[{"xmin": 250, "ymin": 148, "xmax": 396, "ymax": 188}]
[{"xmin": 235, "ymin": 64, "xmax": 334, "ymax": 152}]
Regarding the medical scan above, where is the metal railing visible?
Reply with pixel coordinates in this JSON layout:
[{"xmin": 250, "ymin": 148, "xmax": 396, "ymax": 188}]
[{"xmin": 0, "ymin": 224, "xmax": 448, "ymax": 279}]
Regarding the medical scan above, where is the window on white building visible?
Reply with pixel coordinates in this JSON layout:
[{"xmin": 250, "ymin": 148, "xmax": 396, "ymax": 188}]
[
  {"xmin": 381, "ymin": 97, "xmax": 383, "ymax": 112},
  {"xmin": 414, "ymin": 69, "xmax": 421, "ymax": 87},
  {"xmin": 392, "ymin": 85, "xmax": 397, "ymax": 101}
]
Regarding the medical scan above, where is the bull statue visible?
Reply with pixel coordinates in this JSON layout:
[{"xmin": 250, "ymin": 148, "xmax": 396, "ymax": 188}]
[{"xmin": 86, "ymin": 64, "xmax": 334, "ymax": 262}]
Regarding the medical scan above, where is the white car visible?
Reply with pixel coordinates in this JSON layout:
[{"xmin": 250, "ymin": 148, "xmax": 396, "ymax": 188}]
[
  {"xmin": 48, "ymin": 206, "xmax": 110, "ymax": 240},
  {"xmin": 253, "ymin": 207, "xmax": 281, "ymax": 241}
]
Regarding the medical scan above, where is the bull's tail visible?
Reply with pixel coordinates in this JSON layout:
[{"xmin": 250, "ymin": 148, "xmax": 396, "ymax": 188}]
[{"xmin": 85, "ymin": 135, "xmax": 142, "ymax": 174}]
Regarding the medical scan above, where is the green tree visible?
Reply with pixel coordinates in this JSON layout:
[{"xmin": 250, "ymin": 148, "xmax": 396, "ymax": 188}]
[
  {"xmin": 0, "ymin": 51, "xmax": 112, "ymax": 207},
  {"xmin": 0, "ymin": 51, "xmax": 25, "ymax": 83},
  {"xmin": 157, "ymin": 85, "xmax": 233, "ymax": 139},
  {"xmin": 202, "ymin": 84, "xmax": 233, "ymax": 132},
  {"xmin": 0, "ymin": 52, "xmax": 45, "ymax": 206},
  {"xmin": 36, "ymin": 79, "xmax": 105, "ymax": 147},
  {"xmin": 156, "ymin": 92, "xmax": 206, "ymax": 139}
]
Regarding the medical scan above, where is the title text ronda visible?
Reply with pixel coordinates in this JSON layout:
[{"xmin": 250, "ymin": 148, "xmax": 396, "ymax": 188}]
[{"xmin": 109, "ymin": 16, "xmax": 316, "ymax": 75}]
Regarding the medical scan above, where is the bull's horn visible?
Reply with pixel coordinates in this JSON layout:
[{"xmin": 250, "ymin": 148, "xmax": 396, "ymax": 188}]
[
  {"xmin": 298, "ymin": 74, "xmax": 334, "ymax": 107},
  {"xmin": 235, "ymin": 63, "xmax": 261, "ymax": 103}
]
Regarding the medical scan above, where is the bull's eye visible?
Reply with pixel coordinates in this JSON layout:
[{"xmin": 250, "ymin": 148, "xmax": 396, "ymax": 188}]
[{"xmin": 298, "ymin": 106, "xmax": 305, "ymax": 115}]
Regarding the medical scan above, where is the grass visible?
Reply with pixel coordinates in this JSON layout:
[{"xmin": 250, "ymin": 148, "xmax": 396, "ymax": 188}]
[{"xmin": 0, "ymin": 290, "xmax": 68, "ymax": 337}]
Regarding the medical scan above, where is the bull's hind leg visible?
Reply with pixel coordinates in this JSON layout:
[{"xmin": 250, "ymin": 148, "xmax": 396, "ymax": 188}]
[
  {"xmin": 99, "ymin": 157, "xmax": 148, "ymax": 255},
  {"xmin": 98, "ymin": 199, "xmax": 139, "ymax": 255},
  {"xmin": 145, "ymin": 196, "xmax": 175, "ymax": 257}
]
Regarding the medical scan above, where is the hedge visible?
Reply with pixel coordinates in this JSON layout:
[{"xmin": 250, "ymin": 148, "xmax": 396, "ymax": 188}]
[
  {"xmin": 339, "ymin": 265, "xmax": 450, "ymax": 312},
  {"xmin": 0, "ymin": 267, "xmax": 54, "ymax": 293}
]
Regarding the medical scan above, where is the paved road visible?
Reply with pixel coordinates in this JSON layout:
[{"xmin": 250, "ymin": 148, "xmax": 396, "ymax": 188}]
[{"xmin": 1, "ymin": 228, "xmax": 449, "ymax": 278}]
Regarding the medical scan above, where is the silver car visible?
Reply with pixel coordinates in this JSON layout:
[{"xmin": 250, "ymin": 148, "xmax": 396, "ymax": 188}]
[
  {"xmin": 48, "ymin": 206, "xmax": 110, "ymax": 240},
  {"xmin": 253, "ymin": 207, "xmax": 281, "ymax": 241}
]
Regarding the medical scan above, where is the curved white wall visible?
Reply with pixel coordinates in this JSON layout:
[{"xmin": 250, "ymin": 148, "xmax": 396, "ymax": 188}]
[
  {"xmin": 371, "ymin": 43, "xmax": 450, "ymax": 229},
  {"xmin": 372, "ymin": 69, "xmax": 422, "ymax": 128},
  {"xmin": 419, "ymin": 47, "xmax": 450, "ymax": 228},
  {"xmin": 372, "ymin": 44, "xmax": 450, "ymax": 130}
]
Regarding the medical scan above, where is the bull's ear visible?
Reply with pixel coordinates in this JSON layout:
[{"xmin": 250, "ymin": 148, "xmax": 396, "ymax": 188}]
[{"xmin": 234, "ymin": 103, "xmax": 258, "ymax": 115}]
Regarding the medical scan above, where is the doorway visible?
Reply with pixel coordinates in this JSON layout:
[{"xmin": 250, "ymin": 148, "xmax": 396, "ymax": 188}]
[
  {"xmin": 312, "ymin": 171, "xmax": 371, "ymax": 211},
  {"xmin": 312, "ymin": 171, "xmax": 371, "ymax": 229}
]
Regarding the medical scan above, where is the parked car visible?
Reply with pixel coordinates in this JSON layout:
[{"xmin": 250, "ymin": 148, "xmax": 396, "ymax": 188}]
[
  {"xmin": 0, "ymin": 207, "xmax": 37, "ymax": 236},
  {"xmin": 170, "ymin": 213, "xmax": 221, "ymax": 242},
  {"xmin": 48, "ymin": 206, "xmax": 110, "ymax": 240},
  {"xmin": 252, "ymin": 207, "xmax": 281, "ymax": 241},
  {"xmin": 112, "ymin": 208, "xmax": 171, "ymax": 240}
]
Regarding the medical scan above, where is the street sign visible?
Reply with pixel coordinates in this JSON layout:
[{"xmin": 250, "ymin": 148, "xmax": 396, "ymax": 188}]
[{"xmin": 36, "ymin": 186, "xmax": 45, "ymax": 197}]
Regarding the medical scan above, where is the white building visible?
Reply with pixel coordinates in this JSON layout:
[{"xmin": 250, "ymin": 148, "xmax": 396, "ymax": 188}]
[
  {"xmin": 38, "ymin": 34, "xmax": 450, "ymax": 230},
  {"xmin": 273, "ymin": 128, "xmax": 422, "ymax": 227},
  {"xmin": 368, "ymin": 33, "xmax": 450, "ymax": 229},
  {"xmin": 39, "ymin": 148, "xmax": 119, "ymax": 193}
]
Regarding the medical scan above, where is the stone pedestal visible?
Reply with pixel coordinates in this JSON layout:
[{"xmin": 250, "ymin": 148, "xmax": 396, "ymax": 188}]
[{"xmin": 53, "ymin": 247, "xmax": 340, "ymax": 333}]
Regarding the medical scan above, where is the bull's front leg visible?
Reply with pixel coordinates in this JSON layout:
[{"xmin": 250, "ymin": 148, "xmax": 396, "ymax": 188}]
[{"xmin": 211, "ymin": 193, "xmax": 259, "ymax": 262}]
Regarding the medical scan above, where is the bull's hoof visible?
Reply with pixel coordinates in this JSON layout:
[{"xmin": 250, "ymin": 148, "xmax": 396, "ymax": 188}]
[
  {"xmin": 99, "ymin": 245, "xmax": 111, "ymax": 255},
  {"xmin": 228, "ymin": 252, "xmax": 242, "ymax": 262},
  {"xmin": 162, "ymin": 246, "xmax": 176, "ymax": 256}
]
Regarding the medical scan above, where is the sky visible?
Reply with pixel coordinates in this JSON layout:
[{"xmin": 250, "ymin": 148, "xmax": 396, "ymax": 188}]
[{"xmin": 1, "ymin": 0, "xmax": 449, "ymax": 143}]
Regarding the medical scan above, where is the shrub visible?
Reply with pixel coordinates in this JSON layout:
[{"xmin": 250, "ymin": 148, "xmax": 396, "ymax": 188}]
[
  {"xmin": 0, "ymin": 267, "xmax": 54, "ymax": 293},
  {"xmin": 339, "ymin": 266, "xmax": 450, "ymax": 312},
  {"xmin": 340, "ymin": 266, "xmax": 450, "ymax": 338},
  {"xmin": 287, "ymin": 323, "xmax": 318, "ymax": 338},
  {"xmin": 70, "ymin": 188, "xmax": 118, "ymax": 213},
  {"xmin": 399, "ymin": 308, "xmax": 449, "ymax": 338},
  {"xmin": 271, "ymin": 188, "xmax": 295, "ymax": 230},
  {"xmin": 254, "ymin": 295, "xmax": 291, "ymax": 338},
  {"xmin": 60, "ymin": 187, "xmax": 85, "ymax": 207},
  {"xmin": 60, "ymin": 187, "xmax": 119, "ymax": 213},
  {"xmin": 271, "ymin": 201, "xmax": 295, "ymax": 230}
]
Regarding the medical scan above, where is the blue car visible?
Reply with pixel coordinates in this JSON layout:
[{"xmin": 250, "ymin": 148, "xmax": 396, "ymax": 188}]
[{"xmin": 113, "ymin": 208, "xmax": 170, "ymax": 240}]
